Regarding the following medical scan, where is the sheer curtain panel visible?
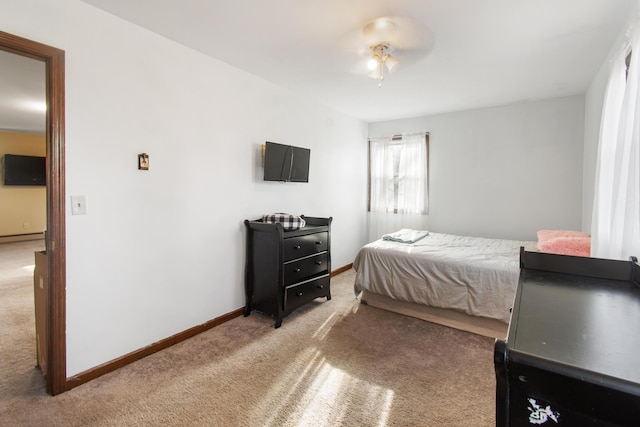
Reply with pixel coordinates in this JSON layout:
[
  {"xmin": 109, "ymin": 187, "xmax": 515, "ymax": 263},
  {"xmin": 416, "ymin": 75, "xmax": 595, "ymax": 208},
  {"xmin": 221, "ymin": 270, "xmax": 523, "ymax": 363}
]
[
  {"xmin": 367, "ymin": 133, "xmax": 429, "ymax": 242},
  {"xmin": 592, "ymin": 27, "xmax": 640, "ymax": 260}
]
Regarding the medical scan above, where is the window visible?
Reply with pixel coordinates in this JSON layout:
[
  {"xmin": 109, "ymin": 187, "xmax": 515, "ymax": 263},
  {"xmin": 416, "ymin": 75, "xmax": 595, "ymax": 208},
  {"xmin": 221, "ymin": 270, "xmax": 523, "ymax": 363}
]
[{"xmin": 368, "ymin": 133, "xmax": 429, "ymax": 215}]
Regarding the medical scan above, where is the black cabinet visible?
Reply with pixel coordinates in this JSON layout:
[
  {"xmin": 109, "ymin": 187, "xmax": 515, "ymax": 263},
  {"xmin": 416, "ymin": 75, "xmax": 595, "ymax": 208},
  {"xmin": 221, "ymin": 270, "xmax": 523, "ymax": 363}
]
[
  {"xmin": 495, "ymin": 249, "xmax": 640, "ymax": 426},
  {"xmin": 244, "ymin": 215, "xmax": 332, "ymax": 328}
]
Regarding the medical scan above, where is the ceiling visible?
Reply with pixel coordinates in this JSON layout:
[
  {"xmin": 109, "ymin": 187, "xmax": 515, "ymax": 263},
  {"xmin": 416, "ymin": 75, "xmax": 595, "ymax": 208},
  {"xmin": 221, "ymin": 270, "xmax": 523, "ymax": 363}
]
[
  {"xmin": 1, "ymin": 1, "xmax": 636, "ymax": 134},
  {"xmin": 80, "ymin": 0, "xmax": 636, "ymax": 122},
  {"xmin": 0, "ymin": 50, "xmax": 46, "ymax": 134}
]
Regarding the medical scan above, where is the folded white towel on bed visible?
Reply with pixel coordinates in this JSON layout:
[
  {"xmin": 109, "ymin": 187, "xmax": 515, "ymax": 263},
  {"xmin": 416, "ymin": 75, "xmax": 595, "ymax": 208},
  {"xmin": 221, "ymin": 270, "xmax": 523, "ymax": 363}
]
[{"xmin": 382, "ymin": 229, "xmax": 429, "ymax": 243}]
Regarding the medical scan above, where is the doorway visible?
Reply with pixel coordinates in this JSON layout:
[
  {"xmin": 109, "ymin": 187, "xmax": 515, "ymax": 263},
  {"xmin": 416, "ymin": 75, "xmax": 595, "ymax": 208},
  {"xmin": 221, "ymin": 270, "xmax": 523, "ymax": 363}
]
[{"xmin": 0, "ymin": 31, "xmax": 66, "ymax": 395}]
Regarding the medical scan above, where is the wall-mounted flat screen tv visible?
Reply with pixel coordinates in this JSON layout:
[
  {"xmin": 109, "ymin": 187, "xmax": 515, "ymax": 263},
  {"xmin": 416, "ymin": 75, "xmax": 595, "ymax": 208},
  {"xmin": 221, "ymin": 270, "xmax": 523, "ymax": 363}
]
[
  {"xmin": 3, "ymin": 154, "xmax": 46, "ymax": 186},
  {"xmin": 263, "ymin": 141, "xmax": 310, "ymax": 182}
]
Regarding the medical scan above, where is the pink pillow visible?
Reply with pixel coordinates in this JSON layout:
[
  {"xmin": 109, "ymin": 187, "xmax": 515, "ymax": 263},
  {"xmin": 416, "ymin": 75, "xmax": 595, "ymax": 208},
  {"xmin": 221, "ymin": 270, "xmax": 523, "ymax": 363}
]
[
  {"xmin": 537, "ymin": 230, "xmax": 590, "ymax": 242},
  {"xmin": 537, "ymin": 236, "xmax": 591, "ymax": 257}
]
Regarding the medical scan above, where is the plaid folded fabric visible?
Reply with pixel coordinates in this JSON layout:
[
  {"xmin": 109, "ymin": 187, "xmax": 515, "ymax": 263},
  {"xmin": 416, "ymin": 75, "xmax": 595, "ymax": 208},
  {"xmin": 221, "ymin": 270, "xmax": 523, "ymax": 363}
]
[{"xmin": 262, "ymin": 213, "xmax": 306, "ymax": 230}]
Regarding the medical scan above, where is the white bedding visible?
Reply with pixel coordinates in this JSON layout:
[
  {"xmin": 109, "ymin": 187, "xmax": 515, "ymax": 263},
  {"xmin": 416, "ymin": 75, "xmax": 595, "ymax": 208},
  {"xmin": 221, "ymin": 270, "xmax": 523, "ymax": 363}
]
[
  {"xmin": 353, "ymin": 232, "xmax": 537, "ymax": 323},
  {"xmin": 382, "ymin": 229, "xmax": 429, "ymax": 243}
]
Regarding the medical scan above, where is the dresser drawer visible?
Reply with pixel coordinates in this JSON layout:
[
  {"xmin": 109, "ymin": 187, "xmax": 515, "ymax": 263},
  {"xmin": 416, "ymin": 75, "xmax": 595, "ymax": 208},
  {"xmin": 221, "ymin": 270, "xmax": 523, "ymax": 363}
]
[
  {"xmin": 284, "ymin": 232, "xmax": 328, "ymax": 261},
  {"xmin": 284, "ymin": 253, "xmax": 328, "ymax": 286},
  {"xmin": 284, "ymin": 275, "xmax": 330, "ymax": 312}
]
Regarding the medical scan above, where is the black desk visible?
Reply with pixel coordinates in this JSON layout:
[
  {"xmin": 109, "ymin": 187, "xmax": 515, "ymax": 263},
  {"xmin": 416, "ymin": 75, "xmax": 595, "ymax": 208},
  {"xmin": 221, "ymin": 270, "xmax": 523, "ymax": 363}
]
[{"xmin": 495, "ymin": 250, "xmax": 640, "ymax": 426}]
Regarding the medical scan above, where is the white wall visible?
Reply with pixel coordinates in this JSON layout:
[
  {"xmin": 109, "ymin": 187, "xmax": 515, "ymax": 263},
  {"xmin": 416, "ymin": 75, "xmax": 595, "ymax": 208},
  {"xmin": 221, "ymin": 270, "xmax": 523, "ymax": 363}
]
[
  {"xmin": 1, "ymin": 0, "xmax": 368, "ymax": 376},
  {"xmin": 369, "ymin": 96, "xmax": 585, "ymax": 241}
]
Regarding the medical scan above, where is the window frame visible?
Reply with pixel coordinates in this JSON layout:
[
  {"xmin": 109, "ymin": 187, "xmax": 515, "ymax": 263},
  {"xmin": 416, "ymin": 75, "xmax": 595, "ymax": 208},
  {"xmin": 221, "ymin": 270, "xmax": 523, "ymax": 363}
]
[{"xmin": 367, "ymin": 133, "xmax": 429, "ymax": 214}]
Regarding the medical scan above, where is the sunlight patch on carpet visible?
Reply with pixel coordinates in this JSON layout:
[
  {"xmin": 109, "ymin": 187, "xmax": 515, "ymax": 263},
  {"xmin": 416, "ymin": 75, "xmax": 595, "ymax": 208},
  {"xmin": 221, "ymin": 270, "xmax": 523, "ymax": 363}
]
[
  {"xmin": 255, "ymin": 346, "xmax": 395, "ymax": 427},
  {"xmin": 312, "ymin": 301, "xmax": 361, "ymax": 342},
  {"xmin": 285, "ymin": 357, "xmax": 394, "ymax": 427},
  {"xmin": 312, "ymin": 313, "xmax": 338, "ymax": 341}
]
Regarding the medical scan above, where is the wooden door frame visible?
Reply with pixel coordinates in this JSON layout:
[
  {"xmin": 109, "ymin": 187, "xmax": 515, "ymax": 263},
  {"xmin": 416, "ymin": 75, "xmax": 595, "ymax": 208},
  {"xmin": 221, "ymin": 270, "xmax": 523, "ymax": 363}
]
[{"xmin": 0, "ymin": 31, "xmax": 66, "ymax": 395}]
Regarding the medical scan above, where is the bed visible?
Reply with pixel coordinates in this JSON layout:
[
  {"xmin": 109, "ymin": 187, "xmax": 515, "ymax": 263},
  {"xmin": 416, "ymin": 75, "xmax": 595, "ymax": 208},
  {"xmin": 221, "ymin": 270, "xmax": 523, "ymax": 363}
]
[{"xmin": 353, "ymin": 231, "xmax": 537, "ymax": 338}]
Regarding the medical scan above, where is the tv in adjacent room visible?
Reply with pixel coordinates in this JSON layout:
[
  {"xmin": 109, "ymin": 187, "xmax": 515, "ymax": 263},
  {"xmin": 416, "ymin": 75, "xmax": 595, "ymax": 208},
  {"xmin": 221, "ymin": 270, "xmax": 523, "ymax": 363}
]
[
  {"xmin": 263, "ymin": 141, "xmax": 310, "ymax": 182},
  {"xmin": 3, "ymin": 154, "xmax": 46, "ymax": 186}
]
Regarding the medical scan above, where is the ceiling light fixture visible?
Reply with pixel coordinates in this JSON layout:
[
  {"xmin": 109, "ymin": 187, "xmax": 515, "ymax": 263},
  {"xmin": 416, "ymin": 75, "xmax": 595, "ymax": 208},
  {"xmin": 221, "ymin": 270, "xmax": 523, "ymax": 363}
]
[
  {"xmin": 362, "ymin": 18, "xmax": 400, "ymax": 88},
  {"xmin": 360, "ymin": 17, "xmax": 434, "ymax": 88},
  {"xmin": 367, "ymin": 43, "xmax": 399, "ymax": 88}
]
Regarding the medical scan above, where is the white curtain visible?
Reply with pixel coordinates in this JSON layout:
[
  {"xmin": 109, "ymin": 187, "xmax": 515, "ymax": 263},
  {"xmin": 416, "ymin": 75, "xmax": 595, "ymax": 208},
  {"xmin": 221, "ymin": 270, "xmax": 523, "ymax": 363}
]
[
  {"xmin": 367, "ymin": 133, "xmax": 428, "ymax": 242},
  {"xmin": 592, "ymin": 28, "xmax": 640, "ymax": 260}
]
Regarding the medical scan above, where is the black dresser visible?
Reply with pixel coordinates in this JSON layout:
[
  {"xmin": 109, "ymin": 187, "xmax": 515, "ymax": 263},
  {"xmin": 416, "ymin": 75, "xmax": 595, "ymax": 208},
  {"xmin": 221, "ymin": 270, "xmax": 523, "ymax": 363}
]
[
  {"xmin": 495, "ymin": 249, "xmax": 640, "ymax": 426},
  {"xmin": 243, "ymin": 215, "xmax": 332, "ymax": 328}
]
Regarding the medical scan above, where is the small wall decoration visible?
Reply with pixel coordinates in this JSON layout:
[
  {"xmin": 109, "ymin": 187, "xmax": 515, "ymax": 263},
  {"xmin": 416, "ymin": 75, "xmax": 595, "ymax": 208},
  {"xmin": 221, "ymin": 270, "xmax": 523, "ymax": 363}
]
[{"xmin": 138, "ymin": 153, "xmax": 149, "ymax": 170}]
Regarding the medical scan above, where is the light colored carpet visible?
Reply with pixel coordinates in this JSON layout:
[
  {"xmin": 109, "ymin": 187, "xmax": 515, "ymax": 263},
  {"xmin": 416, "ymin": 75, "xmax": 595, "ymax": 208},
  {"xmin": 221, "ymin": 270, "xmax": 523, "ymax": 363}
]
[
  {"xmin": 1, "ymin": 240, "xmax": 495, "ymax": 426},
  {"xmin": 0, "ymin": 239, "xmax": 47, "ymax": 402}
]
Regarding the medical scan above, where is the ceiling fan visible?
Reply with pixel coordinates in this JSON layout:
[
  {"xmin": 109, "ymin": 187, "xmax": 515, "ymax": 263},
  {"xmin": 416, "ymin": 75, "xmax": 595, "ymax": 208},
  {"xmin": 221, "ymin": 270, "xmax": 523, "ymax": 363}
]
[{"xmin": 360, "ymin": 17, "xmax": 434, "ymax": 87}]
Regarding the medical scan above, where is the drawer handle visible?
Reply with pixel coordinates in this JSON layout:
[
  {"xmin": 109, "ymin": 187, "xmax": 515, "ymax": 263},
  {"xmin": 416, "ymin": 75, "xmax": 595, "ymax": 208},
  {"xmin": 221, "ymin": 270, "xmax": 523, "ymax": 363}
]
[
  {"xmin": 315, "ymin": 261, "xmax": 322, "ymax": 265},
  {"xmin": 316, "ymin": 284, "xmax": 324, "ymax": 289},
  {"xmin": 315, "ymin": 241, "xmax": 322, "ymax": 245},
  {"xmin": 294, "ymin": 268, "xmax": 301, "ymax": 273},
  {"xmin": 294, "ymin": 245, "xmax": 301, "ymax": 250},
  {"xmin": 296, "ymin": 292, "xmax": 304, "ymax": 297}
]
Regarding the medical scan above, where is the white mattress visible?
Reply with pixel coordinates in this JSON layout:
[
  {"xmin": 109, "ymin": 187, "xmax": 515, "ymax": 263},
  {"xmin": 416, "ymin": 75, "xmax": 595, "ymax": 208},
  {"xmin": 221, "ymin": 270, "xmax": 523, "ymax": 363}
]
[{"xmin": 353, "ymin": 232, "xmax": 537, "ymax": 323}]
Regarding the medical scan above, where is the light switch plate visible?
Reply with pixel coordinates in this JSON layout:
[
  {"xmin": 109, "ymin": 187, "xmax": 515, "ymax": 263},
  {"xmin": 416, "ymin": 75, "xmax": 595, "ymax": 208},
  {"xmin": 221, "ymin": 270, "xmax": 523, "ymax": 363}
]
[{"xmin": 71, "ymin": 195, "xmax": 87, "ymax": 215}]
